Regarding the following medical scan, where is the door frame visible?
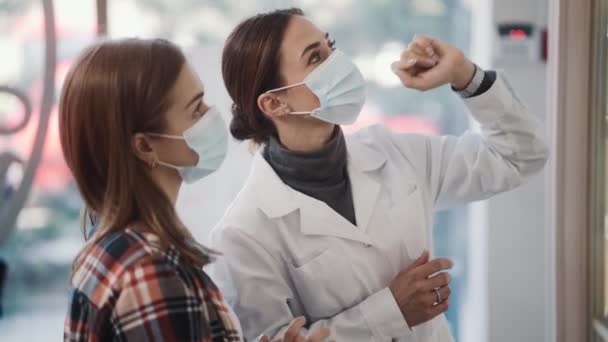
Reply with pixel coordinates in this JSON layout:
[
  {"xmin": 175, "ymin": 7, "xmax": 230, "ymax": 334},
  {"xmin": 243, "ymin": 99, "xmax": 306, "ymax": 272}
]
[
  {"xmin": 548, "ymin": 0, "xmax": 594, "ymax": 341},
  {"xmin": 588, "ymin": 0, "xmax": 608, "ymax": 340}
]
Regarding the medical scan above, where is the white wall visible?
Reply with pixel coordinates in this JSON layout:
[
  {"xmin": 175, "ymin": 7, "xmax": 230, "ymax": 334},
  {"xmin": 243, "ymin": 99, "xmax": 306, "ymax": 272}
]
[
  {"xmin": 177, "ymin": 45, "xmax": 254, "ymax": 245},
  {"xmin": 480, "ymin": 0, "xmax": 551, "ymax": 341}
]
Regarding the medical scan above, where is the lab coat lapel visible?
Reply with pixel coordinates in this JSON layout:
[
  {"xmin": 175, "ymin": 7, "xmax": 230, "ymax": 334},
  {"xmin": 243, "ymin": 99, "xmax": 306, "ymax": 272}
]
[
  {"xmin": 349, "ymin": 166, "xmax": 381, "ymax": 234},
  {"xmin": 252, "ymin": 139, "xmax": 388, "ymax": 246},
  {"xmin": 251, "ymin": 152, "xmax": 299, "ymax": 218},
  {"xmin": 296, "ymin": 136, "xmax": 389, "ymax": 246},
  {"xmin": 347, "ymin": 137, "xmax": 387, "ymax": 234},
  {"xmin": 252, "ymin": 151, "xmax": 373, "ymax": 245},
  {"xmin": 298, "ymin": 193, "xmax": 373, "ymax": 245}
]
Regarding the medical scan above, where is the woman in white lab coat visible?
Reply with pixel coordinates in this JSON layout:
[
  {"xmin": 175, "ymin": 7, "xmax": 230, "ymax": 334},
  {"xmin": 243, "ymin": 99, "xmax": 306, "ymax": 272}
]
[{"xmin": 210, "ymin": 8, "xmax": 548, "ymax": 342}]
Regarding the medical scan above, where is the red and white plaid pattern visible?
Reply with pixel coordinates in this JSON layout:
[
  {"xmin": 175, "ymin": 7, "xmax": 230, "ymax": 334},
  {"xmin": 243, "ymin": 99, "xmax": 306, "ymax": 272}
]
[{"xmin": 64, "ymin": 229, "xmax": 241, "ymax": 342}]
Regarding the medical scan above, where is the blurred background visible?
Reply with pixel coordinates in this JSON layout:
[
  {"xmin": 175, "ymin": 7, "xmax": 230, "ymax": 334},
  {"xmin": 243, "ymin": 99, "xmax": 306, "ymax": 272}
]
[{"xmin": 0, "ymin": 0, "xmax": 606, "ymax": 341}]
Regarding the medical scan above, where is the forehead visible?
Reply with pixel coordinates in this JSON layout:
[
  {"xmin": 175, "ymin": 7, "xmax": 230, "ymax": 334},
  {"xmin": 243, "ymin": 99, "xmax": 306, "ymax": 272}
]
[
  {"xmin": 280, "ymin": 16, "xmax": 325, "ymax": 59},
  {"xmin": 171, "ymin": 63, "xmax": 204, "ymax": 99}
]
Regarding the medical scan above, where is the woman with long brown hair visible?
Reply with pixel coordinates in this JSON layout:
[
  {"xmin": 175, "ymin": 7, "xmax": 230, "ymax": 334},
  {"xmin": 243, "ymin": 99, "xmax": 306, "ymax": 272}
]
[
  {"xmin": 60, "ymin": 38, "xmax": 330, "ymax": 342},
  {"xmin": 210, "ymin": 7, "xmax": 549, "ymax": 342}
]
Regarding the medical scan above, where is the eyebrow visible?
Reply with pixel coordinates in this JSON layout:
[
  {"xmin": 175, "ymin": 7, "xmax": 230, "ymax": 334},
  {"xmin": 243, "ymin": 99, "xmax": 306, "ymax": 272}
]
[
  {"xmin": 300, "ymin": 33, "xmax": 329, "ymax": 60},
  {"xmin": 300, "ymin": 32, "xmax": 329, "ymax": 59},
  {"xmin": 185, "ymin": 91, "xmax": 204, "ymax": 109},
  {"xmin": 300, "ymin": 41, "xmax": 321, "ymax": 59}
]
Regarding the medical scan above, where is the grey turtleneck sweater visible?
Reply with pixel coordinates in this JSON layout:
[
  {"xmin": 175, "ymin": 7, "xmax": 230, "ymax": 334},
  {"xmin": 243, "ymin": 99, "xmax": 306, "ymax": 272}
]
[{"xmin": 263, "ymin": 127, "xmax": 357, "ymax": 225}]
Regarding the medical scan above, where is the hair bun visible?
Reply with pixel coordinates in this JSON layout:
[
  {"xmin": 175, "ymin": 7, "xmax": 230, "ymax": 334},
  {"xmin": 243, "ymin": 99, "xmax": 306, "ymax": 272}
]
[
  {"xmin": 229, "ymin": 103, "xmax": 276, "ymax": 144},
  {"xmin": 229, "ymin": 103, "xmax": 256, "ymax": 141}
]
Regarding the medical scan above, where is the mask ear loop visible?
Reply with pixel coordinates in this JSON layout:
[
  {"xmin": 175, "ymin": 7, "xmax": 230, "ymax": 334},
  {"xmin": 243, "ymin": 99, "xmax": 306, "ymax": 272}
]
[
  {"xmin": 264, "ymin": 83, "xmax": 322, "ymax": 115},
  {"xmin": 155, "ymin": 160, "xmax": 182, "ymax": 170},
  {"xmin": 146, "ymin": 132, "xmax": 185, "ymax": 140},
  {"xmin": 289, "ymin": 110, "xmax": 317, "ymax": 115},
  {"xmin": 141, "ymin": 133, "xmax": 186, "ymax": 171},
  {"xmin": 265, "ymin": 81, "xmax": 306, "ymax": 94}
]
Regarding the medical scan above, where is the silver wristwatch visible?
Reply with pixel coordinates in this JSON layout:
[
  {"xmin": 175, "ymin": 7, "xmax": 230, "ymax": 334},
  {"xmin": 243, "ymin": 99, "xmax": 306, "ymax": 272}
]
[{"xmin": 455, "ymin": 64, "xmax": 484, "ymax": 98}]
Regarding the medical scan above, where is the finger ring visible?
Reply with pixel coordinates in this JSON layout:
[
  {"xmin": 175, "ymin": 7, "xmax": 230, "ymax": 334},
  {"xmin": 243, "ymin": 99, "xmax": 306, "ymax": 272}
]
[{"xmin": 433, "ymin": 288, "xmax": 442, "ymax": 305}]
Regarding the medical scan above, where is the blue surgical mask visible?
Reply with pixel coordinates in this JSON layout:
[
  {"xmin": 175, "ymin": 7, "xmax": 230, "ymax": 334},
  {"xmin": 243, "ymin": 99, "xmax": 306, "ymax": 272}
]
[
  {"xmin": 147, "ymin": 107, "xmax": 228, "ymax": 184},
  {"xmin": 266, "ymin": 49, "xmax": 367, "ymax": 126}
]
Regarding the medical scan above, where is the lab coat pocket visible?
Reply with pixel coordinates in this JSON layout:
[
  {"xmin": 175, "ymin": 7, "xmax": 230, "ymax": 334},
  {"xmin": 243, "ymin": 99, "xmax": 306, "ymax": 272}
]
[{"xmin": 289, "ymin": 248, "xmax": 357, "ymax": 320}]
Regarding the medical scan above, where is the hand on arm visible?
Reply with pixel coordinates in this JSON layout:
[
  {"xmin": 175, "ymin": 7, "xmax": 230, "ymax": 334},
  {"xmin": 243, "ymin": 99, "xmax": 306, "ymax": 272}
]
[{"xmin": 388, "ymin": 251, "xmax": 454, "ymax": 327}]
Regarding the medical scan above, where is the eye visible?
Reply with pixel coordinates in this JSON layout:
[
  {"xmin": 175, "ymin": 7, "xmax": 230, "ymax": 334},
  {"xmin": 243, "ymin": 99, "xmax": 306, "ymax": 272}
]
[
  {"xmin": 193, "ymin": 100, "xmax": 204, "ymax": 118},
  {"xmin": 308, "ymin": 50, "xmax": 322, "ymax": 65}
]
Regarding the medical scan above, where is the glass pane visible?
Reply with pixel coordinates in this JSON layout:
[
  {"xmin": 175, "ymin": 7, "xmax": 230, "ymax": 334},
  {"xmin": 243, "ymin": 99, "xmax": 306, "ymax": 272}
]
[{"xmin": 0, "ymin": 0, "xmax": 96, "ymax": 339}]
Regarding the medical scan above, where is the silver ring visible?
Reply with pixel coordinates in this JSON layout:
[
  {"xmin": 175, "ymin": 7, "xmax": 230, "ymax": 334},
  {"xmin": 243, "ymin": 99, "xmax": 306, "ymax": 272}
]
[{"xmin": 433, "ymin": 288, "xmax": 442, "ymax": 305}]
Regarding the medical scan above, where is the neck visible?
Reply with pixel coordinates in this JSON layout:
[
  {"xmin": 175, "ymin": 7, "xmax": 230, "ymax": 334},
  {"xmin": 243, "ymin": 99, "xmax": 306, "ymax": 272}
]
[
  {"xmin": 151, "ymin": 167, "xmax": 182, "ymax": 206},
  {"xmin": 275, "ymin": 122, "xmax": 336, "ymax": 152}
]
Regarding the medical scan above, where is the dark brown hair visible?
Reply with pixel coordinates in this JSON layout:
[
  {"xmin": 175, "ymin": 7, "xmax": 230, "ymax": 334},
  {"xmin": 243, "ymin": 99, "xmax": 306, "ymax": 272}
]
[
  {"xmin": 59, "ymin": 38, "xmax": 211, "ymax": 276},
  {"xmin": 222, "ymin": 8, "xmax": 304, "ymax": 144}
]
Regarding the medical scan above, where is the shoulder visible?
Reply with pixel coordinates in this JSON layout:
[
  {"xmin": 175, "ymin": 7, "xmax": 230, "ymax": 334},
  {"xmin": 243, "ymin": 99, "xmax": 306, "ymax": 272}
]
[
  {"xmin": 346, "ymin": 124, "xmax": 409, "ymax": 162},
  {"xmin": 347, "ymin": 123, "xmax": 437, "ymax": 162},
  {"xmin": 67, "ymin": 231, "xmax": 235, "ymax": 340},
  {"xmin": 70, "ymin": 230, "xmax": 173, "ymax": 308},
  {"xmin": 209, "ymin": 190, "xmax": 284, "ymax": 261},
  {"xmin": 348, "ymin": 123, "xmax": 392, "ymax": 139},
  {"xmin": 213, "ymin": 186, "xmax": 270, "ymax": 241},
  {"xmin": 346, "ymin": 123, "xmax": 409, "ymax": 155},
  {"xmin": 347, "ymin": 123, "xmax": 428, "ymax": 149},
  {"xmin": 211, "ymin": 153, "xmax": 283, "ymax": 239}
]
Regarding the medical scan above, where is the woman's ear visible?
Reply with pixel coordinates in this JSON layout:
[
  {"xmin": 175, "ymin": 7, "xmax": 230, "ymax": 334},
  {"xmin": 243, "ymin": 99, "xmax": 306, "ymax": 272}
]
[
  {"xmin": 257, "ymin": 92, "xmax": 289, "ymax": 119},
  {"xmin": 131, "ymin": 133, "xmax": 158, "ymax": 168}
]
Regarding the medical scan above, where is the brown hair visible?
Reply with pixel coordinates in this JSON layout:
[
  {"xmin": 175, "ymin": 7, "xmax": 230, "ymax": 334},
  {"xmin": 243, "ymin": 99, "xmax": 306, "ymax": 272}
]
[
  {"xmin": 222, "ymin": 8, "xmax": 304, "ymax": 144},
  {"xmin": 59, "ymin": 38, "xmax": 211, "ymax": 275}
]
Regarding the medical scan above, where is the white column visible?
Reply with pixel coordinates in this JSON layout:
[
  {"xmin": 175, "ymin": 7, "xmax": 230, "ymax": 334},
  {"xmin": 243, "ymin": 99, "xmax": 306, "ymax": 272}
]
[{"xmin": 465, "ymin": 0, "xmax": 552, "ymax": 341}]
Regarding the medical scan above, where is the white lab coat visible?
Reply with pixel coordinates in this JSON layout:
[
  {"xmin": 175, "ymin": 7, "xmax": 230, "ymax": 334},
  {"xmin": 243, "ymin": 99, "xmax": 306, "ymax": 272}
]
[{"xmin": 208, "ymin": 73, "xmax": 549, "ymax": 342}]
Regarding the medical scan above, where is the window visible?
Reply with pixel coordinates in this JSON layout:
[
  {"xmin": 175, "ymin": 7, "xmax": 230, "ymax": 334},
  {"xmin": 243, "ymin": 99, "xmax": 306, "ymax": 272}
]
[
  {"xmin": 0, "ymin": 1, "xmax": 479, "ymax": 340},
  {"xmin": 0, "ymin": 1, "xmax": 97, "ymax": 339}
]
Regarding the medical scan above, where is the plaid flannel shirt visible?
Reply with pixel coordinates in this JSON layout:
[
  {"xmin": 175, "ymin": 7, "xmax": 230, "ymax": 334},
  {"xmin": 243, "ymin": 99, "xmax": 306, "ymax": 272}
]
[{"xmin": 64, "ymin": 229, "xmax": 241, "ymax": 342}]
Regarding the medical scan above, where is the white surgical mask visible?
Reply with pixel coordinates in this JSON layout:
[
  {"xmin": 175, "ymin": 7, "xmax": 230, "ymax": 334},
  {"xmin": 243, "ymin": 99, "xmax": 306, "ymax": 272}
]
[
  {"xmin": 266, "ymin": 49, "xmax": 367, "ymax": 125},
  {"xmin": 147, "ymin": 107, "xmax": 228, "ymax": 184}
]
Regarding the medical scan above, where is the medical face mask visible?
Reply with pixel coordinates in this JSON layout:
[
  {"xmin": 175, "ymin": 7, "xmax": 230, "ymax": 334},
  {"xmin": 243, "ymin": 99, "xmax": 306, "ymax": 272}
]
[
  {"xmin": 266, "ymin": 49, "xmax": 367, "ymax": 126},
  {"xmin": 147, "ymin": 107, "xmax": 228, "ymax": 184}
]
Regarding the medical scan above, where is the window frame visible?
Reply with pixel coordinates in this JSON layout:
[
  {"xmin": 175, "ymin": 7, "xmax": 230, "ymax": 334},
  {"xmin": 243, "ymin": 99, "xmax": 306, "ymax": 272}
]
[{"xmin": 590, "ymin": 0, "xmax": 608, "ymax": 340}]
